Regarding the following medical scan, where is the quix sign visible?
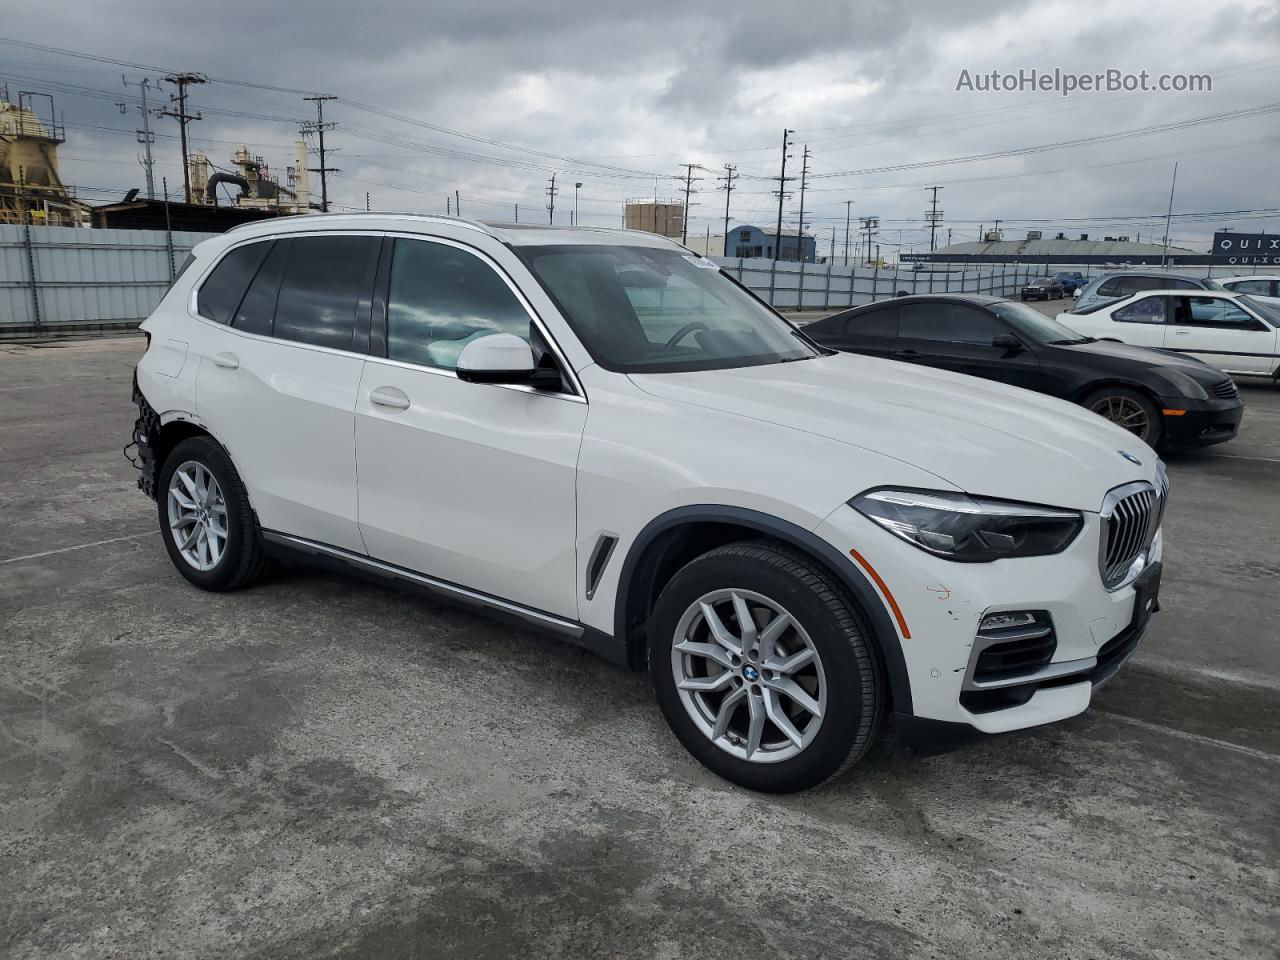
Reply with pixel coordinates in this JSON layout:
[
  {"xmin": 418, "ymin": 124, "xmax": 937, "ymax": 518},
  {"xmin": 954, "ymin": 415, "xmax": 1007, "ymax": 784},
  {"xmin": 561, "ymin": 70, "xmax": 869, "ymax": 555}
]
[{"xmin": 1212, "ymin": 232, "xmax": 1280, "ymax": 266}]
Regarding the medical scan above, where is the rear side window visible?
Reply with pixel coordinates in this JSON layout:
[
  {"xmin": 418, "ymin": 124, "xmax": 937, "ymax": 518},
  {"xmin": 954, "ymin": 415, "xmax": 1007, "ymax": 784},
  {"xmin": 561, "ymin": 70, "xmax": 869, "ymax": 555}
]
[
  {"xmin": 845, "ymin": 306, "xmax": 899, "ymax": 339},
  {"xmin": 273, "ymin": 235, "xmax": 380, "ymax": 350},
  {"xmin": 197, "ymin": 242, "xmax": 272, "ymax": 325},
  {"xmin": 386, "ymin": 238, "xmax": 532, "ymax": 370},
  {"xmin": 1097, "ymin": 278, "xmax": 1124, "ymax": 297},
  {"xmin": 1226, "ymin": 279, "xmax": 1270, "ymax": 295},
  {"xmin": 900, "ymin": 303, "xmax": 1003, "ymax": 345},
  {"xmin": 1112, "ymin": 296, "xmax": 1167, "ymax": 324},
  {"xmin": 233, "ymin": 240, "xmax": 287, "ymax": 336}
]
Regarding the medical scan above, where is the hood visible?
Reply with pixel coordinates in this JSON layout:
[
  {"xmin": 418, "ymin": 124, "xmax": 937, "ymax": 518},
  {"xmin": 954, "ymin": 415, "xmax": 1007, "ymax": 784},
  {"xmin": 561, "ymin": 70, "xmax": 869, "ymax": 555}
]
[
  {"xmin": 1054, "ymin": 338, "xmax": 1227, "ymax": 384},
  {"xmin": 628, "ymin": 353, "xmax": 1154, "ymax": 512}
]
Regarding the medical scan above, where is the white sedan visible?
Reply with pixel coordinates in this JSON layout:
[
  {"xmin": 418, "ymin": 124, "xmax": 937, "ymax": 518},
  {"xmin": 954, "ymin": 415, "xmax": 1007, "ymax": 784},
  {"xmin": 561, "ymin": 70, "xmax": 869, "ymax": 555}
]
[{"xmin": 1059, "ymin": 289, "xmax": 1280, "ymax": 380}]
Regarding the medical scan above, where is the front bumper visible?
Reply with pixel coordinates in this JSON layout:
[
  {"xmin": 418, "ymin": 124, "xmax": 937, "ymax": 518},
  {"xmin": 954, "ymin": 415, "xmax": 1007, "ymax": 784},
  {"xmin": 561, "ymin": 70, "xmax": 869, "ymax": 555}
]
[
  {"xmin": 816, "ymin": 505, "xmax": 1161, "ymax": 736},
  {"xmin": 1158, "ymin": 395, "xmax": 1244, "ymax": 449}
]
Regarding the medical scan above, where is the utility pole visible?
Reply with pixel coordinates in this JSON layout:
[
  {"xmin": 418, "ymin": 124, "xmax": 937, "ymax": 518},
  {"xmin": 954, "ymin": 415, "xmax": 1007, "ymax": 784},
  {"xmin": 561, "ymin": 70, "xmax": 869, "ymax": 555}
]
[
  {"xmin": 844, "ymin": 200, "xmax": 854, "ymax": 265},
  {"xmin": 160, "ymin": 73, "xmax": 207, "ymax": 204},
  {"xmin": 772, "ymin": 129, "xmax": 795, "ymax": 261},
  {"xmin": 858, "ymin": 217, "xmax": 879, "ymax": 266},
  {"xmin": 514, "ymin": 203, "xmax": 519, "ymax": 223},
  {"xmin": 717, "ymin": 164, "xmax": 736, "ymax": 257},
  {"xmin": 123, "ymin": 76, "xmax": 157, "ymax": 199},
  {"xmin": 947, "ymin": 227, "xmax": 952, "ymax": 247},
  {"xmin": 365, "ymin": 191, "xmax": 370, "ymax": 212},
  {"xmin": 795, "ymin": 144, "xmax": 811, "ymax": 261},
  {"xmin": 545, "ymin": 174, "xmax": 558, "ymax": 224},
  {"xmin": 926, "ymin": 185, "xmax": 944, "ymax": 252},
  {"xmin": 302, "ymin": 95, "xmax": 338, "ymax": 212},
  {"xmin": 455, "ymin": 189, "xmax": 461, "ymax": 217},
  {"xmin": 1161, "ymin": 162, "xmax": 1179, "ymax": 268},
  {"xmin": 574, "ymin": 182, "xmax": 582, "ymax": 227},
  {"xmin": 679, "ymin": 163, "xmax": 703, "ymax": 246}
]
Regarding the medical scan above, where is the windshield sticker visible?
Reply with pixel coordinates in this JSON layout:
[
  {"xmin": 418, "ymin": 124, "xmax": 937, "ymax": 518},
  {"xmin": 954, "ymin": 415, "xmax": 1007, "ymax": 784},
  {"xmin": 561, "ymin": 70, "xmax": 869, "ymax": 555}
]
[{"xmin": 682, "ymin": 255, "xmax": 720, "ymax": 270}]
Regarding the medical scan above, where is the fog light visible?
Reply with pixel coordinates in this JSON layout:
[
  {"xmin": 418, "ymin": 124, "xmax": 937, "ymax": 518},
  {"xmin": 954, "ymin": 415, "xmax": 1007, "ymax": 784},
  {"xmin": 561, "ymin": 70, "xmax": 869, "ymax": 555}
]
[{"xmin": 980, "ymin": 611, "xmax": 1038, "ymax": 632}]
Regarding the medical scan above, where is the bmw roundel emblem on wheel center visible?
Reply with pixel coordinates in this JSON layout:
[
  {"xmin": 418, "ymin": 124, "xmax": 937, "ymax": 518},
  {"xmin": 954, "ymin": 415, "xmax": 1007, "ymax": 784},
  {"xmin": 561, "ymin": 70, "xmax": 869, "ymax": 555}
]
[
  {"xmin": 742, "ymin": 664, "xmax": 760, "ymax": 682},
  {"xmin": 1118, "ymin": 449, "xmax": 1143, "ymax": 466}
]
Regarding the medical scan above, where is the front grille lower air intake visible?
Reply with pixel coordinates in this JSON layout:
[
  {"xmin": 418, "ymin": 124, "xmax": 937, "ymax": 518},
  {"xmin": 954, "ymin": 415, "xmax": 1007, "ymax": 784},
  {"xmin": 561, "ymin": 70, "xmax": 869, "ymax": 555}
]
[{"xmin": 1099, "ymin": 478, "xmax": 1166, "ymax": 590}]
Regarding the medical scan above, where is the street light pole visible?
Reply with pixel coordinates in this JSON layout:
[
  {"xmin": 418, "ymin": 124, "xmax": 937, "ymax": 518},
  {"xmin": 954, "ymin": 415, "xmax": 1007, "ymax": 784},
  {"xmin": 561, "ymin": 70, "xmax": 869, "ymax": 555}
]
[{"xmin": 574, "ymin": 182, "xmax": 582, "ymax": 227}]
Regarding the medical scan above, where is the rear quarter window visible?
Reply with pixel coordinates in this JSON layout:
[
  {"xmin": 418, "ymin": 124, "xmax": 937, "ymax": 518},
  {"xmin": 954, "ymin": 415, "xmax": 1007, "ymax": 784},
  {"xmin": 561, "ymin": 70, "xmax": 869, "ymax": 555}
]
[{"xmin": 196, "ymin": 242, "xmax": 273, "ymax": 325}]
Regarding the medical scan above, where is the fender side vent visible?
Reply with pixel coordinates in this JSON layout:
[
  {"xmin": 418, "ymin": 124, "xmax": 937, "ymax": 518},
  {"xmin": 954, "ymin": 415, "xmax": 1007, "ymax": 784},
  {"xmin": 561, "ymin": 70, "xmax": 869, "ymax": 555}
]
[{"xmin": 585, "ymin": 534, "xmax": 618, "ymax": 600}]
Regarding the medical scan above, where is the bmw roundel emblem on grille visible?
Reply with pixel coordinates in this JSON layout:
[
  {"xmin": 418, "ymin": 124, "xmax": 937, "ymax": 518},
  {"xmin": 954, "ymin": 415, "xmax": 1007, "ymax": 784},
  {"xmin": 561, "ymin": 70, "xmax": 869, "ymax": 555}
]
[{"xmin": 1118, "ymin": 450, "xmax": 1142, "ymax": 466}]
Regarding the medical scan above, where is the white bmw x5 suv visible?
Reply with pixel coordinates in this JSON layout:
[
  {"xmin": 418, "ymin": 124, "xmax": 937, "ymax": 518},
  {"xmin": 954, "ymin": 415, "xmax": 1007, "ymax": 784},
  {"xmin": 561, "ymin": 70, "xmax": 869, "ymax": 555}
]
[{"xmin": 133, "ymin": 214, "xmax": 1167, "ymax": 792}]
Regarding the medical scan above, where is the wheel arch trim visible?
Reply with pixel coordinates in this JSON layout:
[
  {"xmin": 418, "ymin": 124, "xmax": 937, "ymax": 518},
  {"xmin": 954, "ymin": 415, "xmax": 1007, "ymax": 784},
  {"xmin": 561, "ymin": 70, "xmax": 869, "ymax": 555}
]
[{"xmin": 614, "ymin": 504, "xmax": 914, "ymax": 714}]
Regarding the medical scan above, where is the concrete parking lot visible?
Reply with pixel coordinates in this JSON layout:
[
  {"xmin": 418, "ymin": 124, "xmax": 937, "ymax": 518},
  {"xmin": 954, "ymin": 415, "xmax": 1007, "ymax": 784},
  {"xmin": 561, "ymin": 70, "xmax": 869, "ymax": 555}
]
[{"xmin": 2, "ymin": 334, "xmax": 1277, "ymax": 959}]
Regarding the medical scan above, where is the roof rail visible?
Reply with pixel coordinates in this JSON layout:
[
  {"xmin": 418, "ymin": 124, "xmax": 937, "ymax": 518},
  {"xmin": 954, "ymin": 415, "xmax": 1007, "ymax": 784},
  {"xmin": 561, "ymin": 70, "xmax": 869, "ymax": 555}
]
[{"xmin": 223, "ymin": 212, "xmax": 496, "ymax": 238}]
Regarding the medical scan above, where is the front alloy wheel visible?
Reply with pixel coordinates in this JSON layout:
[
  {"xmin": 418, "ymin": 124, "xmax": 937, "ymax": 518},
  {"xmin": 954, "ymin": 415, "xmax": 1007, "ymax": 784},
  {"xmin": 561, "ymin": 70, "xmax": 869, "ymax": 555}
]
[
  {"xmin": 649, "ymin": 541, "xmax": 884, "ymax": 792},
  {"xmin": 1085, "ymin": 386, "xmax": 1161, "ymax": 446},
  {"xmin": 671, "ymin": 589, "xmax": 826, "ymax": 763}
]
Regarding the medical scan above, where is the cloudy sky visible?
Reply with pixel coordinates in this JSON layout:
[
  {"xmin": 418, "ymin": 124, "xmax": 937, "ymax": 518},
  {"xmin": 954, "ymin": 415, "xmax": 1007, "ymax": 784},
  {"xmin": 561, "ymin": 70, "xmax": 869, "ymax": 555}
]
[{"xmin": 3, "ymin": 0, "xmax": 1278, "ymax": 256}]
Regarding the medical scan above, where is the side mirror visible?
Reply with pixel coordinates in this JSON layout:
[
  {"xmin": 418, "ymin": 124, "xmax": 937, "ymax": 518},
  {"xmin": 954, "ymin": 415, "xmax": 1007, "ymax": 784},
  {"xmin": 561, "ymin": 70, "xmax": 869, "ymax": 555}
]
[
  {"xmin": 992, "ymin": 333, "xmax": 1024, "ymax": 353},
  {"xmin": 456, "ymin": 333, "xmax": 544, "ymax": 385}
]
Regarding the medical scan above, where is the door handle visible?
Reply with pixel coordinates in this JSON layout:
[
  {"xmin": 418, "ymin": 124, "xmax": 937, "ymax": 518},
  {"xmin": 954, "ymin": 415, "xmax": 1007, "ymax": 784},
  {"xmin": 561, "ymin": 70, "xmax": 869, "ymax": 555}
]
[
  {"xmin": 889, "ymin": 349, "xmax": 920, "ymax": 359},
  {"xmin": 212, "ymin": 352, "xmax": 239, "ymax": 369},
  {"xmin": 369, "ymin": 386, "xmax": 411, "ymax": 411},
  {"xmin": 1173, "ymin": 329, "xmax": 1190, "ymax": 336}
]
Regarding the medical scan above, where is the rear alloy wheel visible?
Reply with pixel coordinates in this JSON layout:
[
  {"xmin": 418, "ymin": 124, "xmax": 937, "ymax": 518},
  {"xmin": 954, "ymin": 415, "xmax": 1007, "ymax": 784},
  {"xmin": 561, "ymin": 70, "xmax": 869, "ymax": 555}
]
[
  {"xmin": 649, "ymin": 541, "xmax": 884, "ymax": 793},
  {"xmin": 1084, "ymin": 386, "xmax": 1162, "ymax": 447},
  {"xmin": 157, "ymin": 436, "xmax": 268, "ymax": 591}
]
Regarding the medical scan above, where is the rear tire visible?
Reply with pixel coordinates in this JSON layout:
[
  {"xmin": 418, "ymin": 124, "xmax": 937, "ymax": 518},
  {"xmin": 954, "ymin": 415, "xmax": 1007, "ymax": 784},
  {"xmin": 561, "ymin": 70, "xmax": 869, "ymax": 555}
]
[
  {"xmin": 1083, "ymin": 386, "xmax": 1163, "ymax": 448},
  {"xmin": 649, "ymin": 541, "xmax": 885, "ymax": 793},
  {"xmin": 157, "ymin": 436, "xmax": 268, "ymax": 591}
]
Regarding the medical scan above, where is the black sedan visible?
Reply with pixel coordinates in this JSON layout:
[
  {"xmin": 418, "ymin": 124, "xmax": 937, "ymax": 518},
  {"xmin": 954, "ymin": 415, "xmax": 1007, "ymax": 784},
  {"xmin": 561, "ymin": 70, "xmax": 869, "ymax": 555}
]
[
  {"xmin": 1021, "ymin": 277, "xmax": 1066, "ymax": 300},
  {"xmin": 805, "ymin": 294, "xmax": 1244, "ymax": 450}
]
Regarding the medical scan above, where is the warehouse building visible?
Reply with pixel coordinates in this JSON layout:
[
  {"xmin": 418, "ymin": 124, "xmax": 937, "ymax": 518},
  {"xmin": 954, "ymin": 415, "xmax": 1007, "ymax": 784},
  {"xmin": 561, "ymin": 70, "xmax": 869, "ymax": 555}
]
[
  {"xmin": 904, "ymin": 232, "xmax": 1198, "ymax": 265},
  {"xmin": 726, "ymin": 225, "xmax": 817, "ymax": 262}
]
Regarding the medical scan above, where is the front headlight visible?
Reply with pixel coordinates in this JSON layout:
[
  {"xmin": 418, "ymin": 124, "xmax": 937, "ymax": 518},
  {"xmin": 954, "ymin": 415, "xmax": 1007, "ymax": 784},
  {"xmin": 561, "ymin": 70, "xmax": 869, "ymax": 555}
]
[
  {"xmin": 1151, "ymin": 368, "xmax": 1208, "ymax": 400},
  {"xmin": 850, "ymin": 489, "xmax": 1084, "ymax": 562}
]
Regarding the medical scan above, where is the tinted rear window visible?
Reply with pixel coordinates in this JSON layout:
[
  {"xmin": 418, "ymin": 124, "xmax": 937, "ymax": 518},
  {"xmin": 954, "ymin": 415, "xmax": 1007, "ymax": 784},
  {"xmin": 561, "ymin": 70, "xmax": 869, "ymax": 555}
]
[
  {"xmin": 273, "ymin": 235, "xmax": 379, "ymax": 350},
  {"xmin": 197, "ymin": 242, "xmax": 272, "ymax": 325},
  {"xmin": 233, "ymin": 240, "xmax": 287, "ymax": 336},
  {"xmin": 845, "ymin": 306, "xmax": 899, "ymax": 338}
]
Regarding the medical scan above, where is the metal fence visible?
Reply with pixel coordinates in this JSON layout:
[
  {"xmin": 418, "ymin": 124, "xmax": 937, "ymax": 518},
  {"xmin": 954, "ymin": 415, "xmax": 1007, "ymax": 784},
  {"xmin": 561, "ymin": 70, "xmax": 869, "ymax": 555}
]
[
  {"xmin": 713, "ymin": 257, "xmax": 1059, "ymax": 311},
  {"xmin": 0, "ymin": 224, "xmax": 1249, "ymax": 329},
  {"xmin": 0, "ymin": 224, "xmax": 216, "ymax": 328}
]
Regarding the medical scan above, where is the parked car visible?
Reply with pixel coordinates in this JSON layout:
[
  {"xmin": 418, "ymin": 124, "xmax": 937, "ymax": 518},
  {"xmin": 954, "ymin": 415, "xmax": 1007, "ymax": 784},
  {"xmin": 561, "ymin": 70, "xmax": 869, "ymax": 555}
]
[
  {"xmin": 1057, "ymin": 288, "xmax": 1280, "ymax": 382},
  {"xmin": 1072, "ymin": 272, "xmax": 1223, "ymax": 313},
  {"xmin": 1052, "ymin": 271, "xmax": 1088, "ymax": 294},
  {"xmin": 1219, "ymin": 275, "xmax": 1280, "ymax": 304},
  {"xmin": 1021, "ymin": 277, "xmax": 1066, "ymax": 301},
  {"xmin": 132, "ymin": 215, "xmax": 1168, "ymax": 793},
  {"xmin": 807, "ymin": 294, "xmax": 1244, "ymax": 449}
]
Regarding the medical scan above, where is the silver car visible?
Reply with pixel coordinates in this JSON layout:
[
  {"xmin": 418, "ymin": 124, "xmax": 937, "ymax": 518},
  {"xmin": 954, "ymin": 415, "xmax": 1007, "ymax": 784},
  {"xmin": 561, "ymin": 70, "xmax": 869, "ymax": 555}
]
[{"xmin": 1072, "ymin": 272, "xmax": 1223, "ymax": 313}]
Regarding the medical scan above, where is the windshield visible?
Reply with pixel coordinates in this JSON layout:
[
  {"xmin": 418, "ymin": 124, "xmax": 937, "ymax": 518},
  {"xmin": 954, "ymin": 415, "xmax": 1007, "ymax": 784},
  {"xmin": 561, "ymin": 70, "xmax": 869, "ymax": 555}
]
[
  {"xmin": 1241, "ymin": 295, "xmax": 1280, "ymax": 326},
  {"xmin": 990, "ymin": 300, "xmax": 1092, "ymax": 344},
  {"xmin": 518, "ymin": 245, "xmax": 822, "ymax": 373}
]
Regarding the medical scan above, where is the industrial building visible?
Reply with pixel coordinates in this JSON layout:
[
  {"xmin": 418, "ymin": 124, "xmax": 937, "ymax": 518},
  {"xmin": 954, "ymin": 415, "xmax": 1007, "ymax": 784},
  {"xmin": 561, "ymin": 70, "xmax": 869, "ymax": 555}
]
[
  {"xmin": 91, "ymin": 142, "xmax": 312, "ymax": 232},
  {"xmin": 0, "ymin": 90, "xmax": 84, "ymax": 226},
  {"xmin": 904, "ymin": 231, "xmax": 1198, "ymax": 265},
  {"xmin": 727, "ymin": 225, "xmax": 817, "ymax": 263},
  {"xmin": 624, "ymin": 199, "xmax": 685, "ymax": 238}
]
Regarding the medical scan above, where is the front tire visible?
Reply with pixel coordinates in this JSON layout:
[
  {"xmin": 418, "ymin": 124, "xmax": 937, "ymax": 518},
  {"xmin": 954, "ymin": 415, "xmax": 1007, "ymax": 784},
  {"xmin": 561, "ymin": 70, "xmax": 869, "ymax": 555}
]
[
  {"xmin": 649, "ymin": 541, "xmax": 884, "ymax": 793},
  {"xmin": 1083, "ymin": 386, "xmax": 1163, "ymax": 448},
  {"xmin": 157, "ymin": 436, "xmax": 268, "ymax": 591}
]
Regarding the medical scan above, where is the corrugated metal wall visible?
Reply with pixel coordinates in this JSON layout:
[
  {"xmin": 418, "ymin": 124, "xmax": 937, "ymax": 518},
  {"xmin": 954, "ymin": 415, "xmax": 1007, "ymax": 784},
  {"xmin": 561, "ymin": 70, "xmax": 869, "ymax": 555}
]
[
  {"xmin": 0, "ymin": 224, "xmax": 217, "ymax": 327},
  {"xmin": 710, "ymin": 257, "xmax": 1039, "ymax": 310}
]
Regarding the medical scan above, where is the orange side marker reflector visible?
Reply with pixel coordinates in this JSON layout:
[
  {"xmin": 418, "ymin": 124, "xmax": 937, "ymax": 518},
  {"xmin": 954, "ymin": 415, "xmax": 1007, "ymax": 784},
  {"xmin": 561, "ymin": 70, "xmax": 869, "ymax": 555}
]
[
  {"xmin": 848, "ymin": 547, "xmax": 911, "ymax": 639},
  {"xmin": 1161, "ymin": 409, "xmax": 1187, "ymax": 416}
]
